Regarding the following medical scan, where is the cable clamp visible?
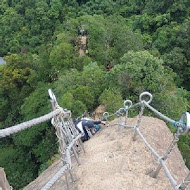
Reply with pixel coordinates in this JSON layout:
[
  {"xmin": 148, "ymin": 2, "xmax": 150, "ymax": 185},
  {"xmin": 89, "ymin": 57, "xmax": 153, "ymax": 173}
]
[
  {"xmin": 103, "ymin": 112, "xmax": 109, "ymax": 121},
  {"xmin": 173, "ymin": 112, "xmax": 190, "ymax": 135}
]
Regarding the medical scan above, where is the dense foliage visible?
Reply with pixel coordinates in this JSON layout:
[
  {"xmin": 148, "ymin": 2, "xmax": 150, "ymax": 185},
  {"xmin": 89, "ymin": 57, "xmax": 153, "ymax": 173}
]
[{"xmin": 0, "ymin": 0, "xmax": 189, "ymax": 189}]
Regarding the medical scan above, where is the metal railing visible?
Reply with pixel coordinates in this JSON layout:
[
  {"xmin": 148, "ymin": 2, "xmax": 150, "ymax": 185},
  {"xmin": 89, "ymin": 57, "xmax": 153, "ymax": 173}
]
[
  {"xmin": 1, "ymin": 91, "xmax": 190, "ymax": 190},
  {"xmin": 103, "ymin": 92, "xmax": 190, "ymax": 190},
  {"xmin": 0, "ymin": 89, "xmax": 85, "ymax": 190}
]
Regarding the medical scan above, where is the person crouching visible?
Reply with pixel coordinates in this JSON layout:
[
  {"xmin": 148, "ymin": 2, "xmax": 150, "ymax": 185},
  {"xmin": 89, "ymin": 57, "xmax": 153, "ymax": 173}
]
[{"xmin": 74, "ymin": 119, "xmax": 105, "ymax": 142}]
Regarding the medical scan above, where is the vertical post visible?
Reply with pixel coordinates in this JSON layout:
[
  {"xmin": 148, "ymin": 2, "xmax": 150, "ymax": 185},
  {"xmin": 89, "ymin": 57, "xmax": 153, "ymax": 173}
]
[
  {"xmin": 72, "ymin": 146, "xmax": 80, "ymax": 165},
  {"xmin": 119, "ymin": 114, "xmax": 122, "ymax": 125},
  {"xmin": 133, "ymin": 105, "xmax": 144, "ymax": 141},
  {"xmin": 117, "ymin": 115, "xmax": 122, "ymax": 132},
  {"xmin": 123, "ymin": 100, "xmax": 132, "ymax": 125},
  {"xmin": 151, "ymin": 164, "xmax": 162, "ymax": 178},
  {"xmin": 65, "ymin": 171, "xmax": 70, "ymax": 189},
  {"xmin": 58, "ymin": 125, "xmax": 71, "ymax": 189},
  {"xmin": 68, "ymin": 169, "xmax": 75, "ymax": 183},
  {"xmin": 134, "ymin": 92, "xmax": 152, "ymax": 140},
  {"xmin": 124, "ymin": 109, "xmax": 128, "ymax": 125},
  {"xmin": 152, "ymin": 133, "xmax": 180, "ymax": 178},
  {"xmin": 55, "ymin": 120, "xmax": 71, "ymax": 190},
  {"xmin": 79, "ymin": 139, "xmax": 86, "ymax": 153},
  {"xmin": 179, "ymin": 172, "xmax": 190, "ymax": 190}
]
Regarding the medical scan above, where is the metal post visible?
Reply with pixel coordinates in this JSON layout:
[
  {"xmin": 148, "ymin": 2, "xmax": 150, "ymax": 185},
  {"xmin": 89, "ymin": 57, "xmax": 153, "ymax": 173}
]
[
  {"xmin": 151, "ymin": 164, "xmax": 162, "ymax": 178},
  {"xmin": 117, "ymin": 116, "xmax": 122, "ymax": 131},
  {"xmin": 68, "ymin": 169, "xmax": 75, "ymax": 183},
  {"xmin": 123, "ymin": 100, "xmax": 132, "ymax": 125},
  {"xmin": 79, "ymin": 139, "xmax": 85, "ymax": 153},
  {"xmin": 65, "ymin": 171, "xmax": 70, "ymax": 190},
  {"xmin": 133, "ymin": 128, "xmax": 137, "ymax": 141},
  {"xmin": 125, "ymin": 109, "xmax": 128, "ymax": 125},
  {"xmin": 72, "ymin": 146, "xmax": 80, "ymax": 165},
  {"xmin": 152, "ymin": 133, "xmax": 180, "ymax": 178},
  {"xmin": 133, "ymin": 106, "xmax": 144, "ymax": 141},
  {"xmin": 178, "ymin": 172, "xmax": 190, "ymax": 190}
]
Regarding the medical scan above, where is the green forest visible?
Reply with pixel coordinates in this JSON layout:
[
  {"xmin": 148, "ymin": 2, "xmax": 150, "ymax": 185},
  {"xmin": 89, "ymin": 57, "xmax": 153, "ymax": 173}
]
[{"xmin": 0, "ymin": 0, "xmax": 190, "ymax": 189}]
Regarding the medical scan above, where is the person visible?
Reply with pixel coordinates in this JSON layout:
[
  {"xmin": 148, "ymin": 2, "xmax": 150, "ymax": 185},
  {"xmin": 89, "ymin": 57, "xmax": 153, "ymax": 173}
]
[
  {"xmin": 74, "ymin": 119, "xmax": 106, "ymax": 142},
  {"xmin": 106, "ymin": 64, "xmax": 111, "ymax": 71}
]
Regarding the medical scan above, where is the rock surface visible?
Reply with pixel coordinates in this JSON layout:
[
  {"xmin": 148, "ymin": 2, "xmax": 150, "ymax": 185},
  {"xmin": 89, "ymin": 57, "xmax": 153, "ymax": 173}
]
[{"xmin": 24, "ymin": 116, "xmax": 190, "ymax": 190}]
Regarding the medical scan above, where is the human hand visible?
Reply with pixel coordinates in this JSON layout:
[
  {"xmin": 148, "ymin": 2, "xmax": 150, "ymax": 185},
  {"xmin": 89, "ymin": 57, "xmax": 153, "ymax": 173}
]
[{"xmin": 101, "ymin": 121, "xmax": 106, "ymax": 125}]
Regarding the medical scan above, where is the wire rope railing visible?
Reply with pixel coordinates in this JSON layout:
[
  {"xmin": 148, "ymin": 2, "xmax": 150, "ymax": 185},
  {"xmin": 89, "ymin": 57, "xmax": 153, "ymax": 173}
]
[
  {"xmin": 0, "ymin": 89, "xmax": 85, "ymax": 190},
  {"xmin": 1, "ymin": 91, "xmax": 190, "ymax": 190},
  {"xmin": 103, "ymin": 91, "xmax": 190, "ymax": 190}
]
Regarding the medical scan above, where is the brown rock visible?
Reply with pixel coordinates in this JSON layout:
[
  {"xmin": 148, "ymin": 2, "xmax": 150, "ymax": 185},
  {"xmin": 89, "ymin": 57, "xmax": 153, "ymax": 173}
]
[{"xmin": 24, "ymin": 116, "xmax": 190, "ymax": 190}]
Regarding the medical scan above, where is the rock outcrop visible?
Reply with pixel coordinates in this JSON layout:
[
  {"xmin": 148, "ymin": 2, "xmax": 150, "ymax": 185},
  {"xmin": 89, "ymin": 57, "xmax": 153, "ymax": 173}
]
[{"xmin": 24, "ymin": 116, "xmax": 190, "ymax": 190}]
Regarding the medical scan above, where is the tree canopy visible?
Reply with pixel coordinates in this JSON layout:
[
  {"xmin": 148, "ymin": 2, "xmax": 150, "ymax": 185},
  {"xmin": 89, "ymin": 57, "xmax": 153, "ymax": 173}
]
[{"xmin": 0, "ymin": 0, "xmax": 189, "ymax": 189}]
